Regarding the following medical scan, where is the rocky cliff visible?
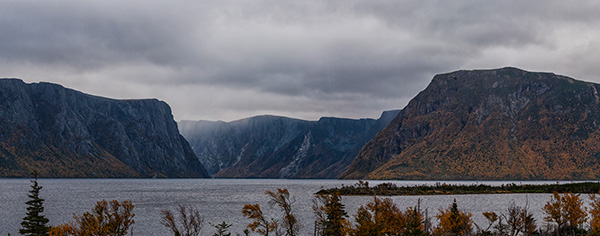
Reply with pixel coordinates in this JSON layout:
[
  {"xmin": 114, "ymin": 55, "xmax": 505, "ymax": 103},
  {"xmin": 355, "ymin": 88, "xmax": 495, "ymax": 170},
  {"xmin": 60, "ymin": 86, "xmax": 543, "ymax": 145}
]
[
  {"xmin": 179, "ymin": 110, "xmax": 400, "ymax": 178},
  {"xmin": 341, "ymin": 67, "xmax": 600, "ymax": 180},
  {"xmin": 0, "ymin": 79, "xmax": 208, "ymax": 177}
]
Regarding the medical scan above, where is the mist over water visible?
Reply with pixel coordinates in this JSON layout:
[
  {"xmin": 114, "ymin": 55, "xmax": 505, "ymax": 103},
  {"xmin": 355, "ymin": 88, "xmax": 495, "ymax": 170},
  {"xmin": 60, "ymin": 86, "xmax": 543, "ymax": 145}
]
[{"xmin": 0, "ymin": 179, "xmax": 579, "ymax": 235}]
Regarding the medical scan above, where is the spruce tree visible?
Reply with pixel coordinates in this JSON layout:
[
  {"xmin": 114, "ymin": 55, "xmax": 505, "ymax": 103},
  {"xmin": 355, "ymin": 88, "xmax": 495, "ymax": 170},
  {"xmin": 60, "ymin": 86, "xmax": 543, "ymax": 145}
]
[
  {"xmin": 322, "ymin": 193, "xmax": 347, "ymax": 236},
  {"xmin": 19, "ymin": 171, "xmax": 49, "ymax": 236}
]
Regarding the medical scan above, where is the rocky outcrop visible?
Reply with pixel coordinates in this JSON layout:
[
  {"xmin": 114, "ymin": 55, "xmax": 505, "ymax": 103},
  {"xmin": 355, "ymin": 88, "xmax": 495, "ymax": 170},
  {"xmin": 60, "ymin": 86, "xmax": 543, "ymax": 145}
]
[
  {"xmin": 340, "ymin": 67, "xmax": 600, "ymax": 180},
  {"xmin": 179, "ymin": 116, "xmax": 311, "ymax": 177},
  {"xmin": 0, "ymin": 79, "xmax": 208, "ymax": 177},
  {"xmin": 179, "ymin": 110, "xmax": 400, "ymax": 178}
]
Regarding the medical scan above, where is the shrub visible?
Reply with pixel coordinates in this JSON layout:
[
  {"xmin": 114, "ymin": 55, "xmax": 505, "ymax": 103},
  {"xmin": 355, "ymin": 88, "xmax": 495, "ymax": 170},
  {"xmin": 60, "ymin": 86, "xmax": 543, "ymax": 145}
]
[
  {"xmin": 161, "ymin": 205, "xmax": 204, "ymax": 236},
  {"xmin": 543, "ymin": 192, "xmax": 586, "ymax": 234},
  {"xmin": 266, "ymin": 189, "xmax": 299, "ymax": 236},
  {"xmin": 590, "ymin": 191, "xmax": 600, "ymax": 234},
  {"xmin": 242, "ymin": 188, "xmax": 298, "ymax": 236},
  {"xmin": 434, "ymin": 199, "xmax": 473, "ymax": 236},
  {"xmin": 49, "ymin": 200, "xmax": 135, "ymax": 236},
  {"xmin": 349, "ymin": 196, "xmax": 429, "ymax": 236},
  {"xmin": 242, "ymin": 203, "xmax": 279, "ymax": 236}
]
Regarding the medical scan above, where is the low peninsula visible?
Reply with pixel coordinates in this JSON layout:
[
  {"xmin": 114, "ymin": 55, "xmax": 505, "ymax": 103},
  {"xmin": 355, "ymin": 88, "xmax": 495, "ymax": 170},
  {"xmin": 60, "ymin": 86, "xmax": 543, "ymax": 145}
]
[{"xmin": 316, "ymin": 181, "xmax": 600, "ymax": 196}]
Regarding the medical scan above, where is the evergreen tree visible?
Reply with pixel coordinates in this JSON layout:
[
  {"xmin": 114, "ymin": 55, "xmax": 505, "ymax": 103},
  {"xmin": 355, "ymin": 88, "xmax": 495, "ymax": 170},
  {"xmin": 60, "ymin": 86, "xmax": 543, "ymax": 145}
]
[
  {"xmin": 322, "ymin": 193, "xmax": 347, "ymax": 236},
  {"xmin": 20, "ymin": 171, "xmax": 50, "ymax": 236},
  {"xmin": 212, "ymin": 221, "xmax": 232, "ymax": 236},
  {"xmin": 434, "ymin": 199, "xmax": 473, "ymax": 236}
]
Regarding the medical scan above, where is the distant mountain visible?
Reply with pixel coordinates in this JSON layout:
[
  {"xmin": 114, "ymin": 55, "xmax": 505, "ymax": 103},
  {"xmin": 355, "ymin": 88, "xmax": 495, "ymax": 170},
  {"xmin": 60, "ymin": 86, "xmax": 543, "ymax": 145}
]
[
  {"xmin": 179, "ymin": 110, "xmax": 400, "ymax": 178},
  {"xmin": 341, "ymin": 67, "xmax": 600, "ymax": 180},
  {"xmin": 0, "ymin": 79, "xmax": 208, "ymax": 178}
]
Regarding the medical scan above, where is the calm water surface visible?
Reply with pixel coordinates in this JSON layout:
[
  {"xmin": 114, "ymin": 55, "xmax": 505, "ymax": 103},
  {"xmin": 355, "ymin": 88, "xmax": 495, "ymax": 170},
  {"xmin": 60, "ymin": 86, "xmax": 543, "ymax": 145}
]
[{"xmin": 0, "ymin": 179, "xmax": 584, "ymax": 235}]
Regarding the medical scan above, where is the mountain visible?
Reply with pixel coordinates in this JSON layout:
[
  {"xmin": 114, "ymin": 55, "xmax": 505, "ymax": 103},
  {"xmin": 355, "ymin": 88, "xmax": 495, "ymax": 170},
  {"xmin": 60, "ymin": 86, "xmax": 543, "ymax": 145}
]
[
  {"xmin": 340, "ymin": 67, "xmax": 600, "ymax": 180},
  {"xmin": 179, "ymin": 116, "xmax": 311, "ymax": 177},
  {"xmin": 0, "ymin": 79, "xmax": 208, "ymax": 178},
  {"xmin": 179, "ymin": 110, "xmax": 400, "ymax": 178}
]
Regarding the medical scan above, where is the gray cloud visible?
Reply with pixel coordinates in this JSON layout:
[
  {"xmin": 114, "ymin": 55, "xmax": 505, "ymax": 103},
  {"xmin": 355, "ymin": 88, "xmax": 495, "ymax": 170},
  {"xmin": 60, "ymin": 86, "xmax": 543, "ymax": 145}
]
[{"xmin": 2, "ymin": 0, "xmax": 600, "ymax": 121}]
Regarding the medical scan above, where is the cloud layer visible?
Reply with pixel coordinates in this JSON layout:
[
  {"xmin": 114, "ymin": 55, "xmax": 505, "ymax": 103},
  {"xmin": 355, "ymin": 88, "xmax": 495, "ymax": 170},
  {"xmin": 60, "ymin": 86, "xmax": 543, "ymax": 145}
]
[{"xmin": 2, "ymin": 0, "xmax": 600, "ymax": 121}]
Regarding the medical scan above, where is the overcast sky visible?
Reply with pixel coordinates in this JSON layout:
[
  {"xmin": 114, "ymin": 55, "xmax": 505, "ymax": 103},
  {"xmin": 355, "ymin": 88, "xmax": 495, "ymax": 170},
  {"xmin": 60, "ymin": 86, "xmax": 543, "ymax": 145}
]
[{"xmin": 2, "ymin": 1, "xmax": 600, "ymax": 121}]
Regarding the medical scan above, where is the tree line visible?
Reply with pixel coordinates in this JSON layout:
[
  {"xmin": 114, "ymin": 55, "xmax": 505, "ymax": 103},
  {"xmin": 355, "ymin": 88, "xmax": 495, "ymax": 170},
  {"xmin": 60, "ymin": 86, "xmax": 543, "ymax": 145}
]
[
  {"xmin": 14, "ymin": 174, "xmax": 600, "ymax": 236},
  {"xmin": 317, "ymin": 180, "xmax": 600, "ymax": 196}
]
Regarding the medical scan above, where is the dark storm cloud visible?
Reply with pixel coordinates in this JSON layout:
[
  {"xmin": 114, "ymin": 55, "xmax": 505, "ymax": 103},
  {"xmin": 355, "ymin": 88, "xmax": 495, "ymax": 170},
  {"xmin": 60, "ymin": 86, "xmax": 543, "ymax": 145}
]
[
  {"xmin": 0, "ymin": 1, "xmax": 197, "ymax": 69},
  {"xmin": 2, "ymin": 0, "xmax": 600, "ymax": 121}
]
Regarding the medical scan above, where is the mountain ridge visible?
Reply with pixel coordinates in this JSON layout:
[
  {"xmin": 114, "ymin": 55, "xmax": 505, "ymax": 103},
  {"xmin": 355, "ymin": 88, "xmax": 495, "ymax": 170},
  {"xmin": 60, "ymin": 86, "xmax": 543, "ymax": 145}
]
[
  {"xmin": 179, "ymin": 109, "xmax": 400, "ymax": 178},
  {"xmin": 341, "ymin": 67, "xmax": 600, "ymax": 180},
  {"xmin": 0, "ymin": 78, "xmax": 209, "ymax": 178}
]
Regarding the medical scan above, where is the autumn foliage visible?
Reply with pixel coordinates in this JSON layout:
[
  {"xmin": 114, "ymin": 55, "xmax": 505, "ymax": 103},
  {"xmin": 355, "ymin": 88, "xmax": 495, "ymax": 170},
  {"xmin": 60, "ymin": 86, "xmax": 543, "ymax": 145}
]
[
  {"xmin": 543, "ymin": 192, "xmax": 587, "ymax": 234},
  {"xmin": 242, "ymin": 188, "xmax": 299, "ymax": 236},
  {"xmin": 242, "ymin": 203, "xmax": 280, "ymax": 236},
  {"xmin": 266, "ymin": 189, "xmax": 299, "ymax": 236},
  {"xmin": 434, "ymin": 199, "xmax": 473, "ymax": 236},
  {"xmin": 590, "ymin": 191, "xmax": 600, "ymax": 234},
  {"xmin": 346, "ymin": 196, "xmax": 429, "ymax": 236},
  {"xmin": 49, "ymin": 200, "xmax": 135, "ymax": 236},
  {"xmin": 244, "ymin": 188, "xmax": 600, "ymax": 236},
  {"xmin": 21, "ymin": 181, "xmax": 600, "ymax": 236}
]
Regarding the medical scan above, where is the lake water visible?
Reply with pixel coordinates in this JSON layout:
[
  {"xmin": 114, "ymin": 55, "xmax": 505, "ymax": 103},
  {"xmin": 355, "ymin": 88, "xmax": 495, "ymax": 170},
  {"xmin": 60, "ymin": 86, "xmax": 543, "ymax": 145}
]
[{"xmin": 0, "ymin": 179, "xmax": 588, "ymax": 235}]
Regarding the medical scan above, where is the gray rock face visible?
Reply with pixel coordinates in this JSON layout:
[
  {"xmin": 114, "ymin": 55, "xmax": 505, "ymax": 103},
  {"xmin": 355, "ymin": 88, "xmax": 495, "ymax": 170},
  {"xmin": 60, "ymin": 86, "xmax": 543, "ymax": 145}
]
[
  {"xmin": 179, "ymin": 110, "xmax": 400, "ymax": 178},
  {"xmin": 0, "ymin": 79, "xmax": 208, "ymax": 177},
  {"xmin": 179, "ymin": 116, "xmax": 311, "ymax": 177},
  {"xmin": 340, "ymin": 67, "xmax": 600, "ymax": 180}
]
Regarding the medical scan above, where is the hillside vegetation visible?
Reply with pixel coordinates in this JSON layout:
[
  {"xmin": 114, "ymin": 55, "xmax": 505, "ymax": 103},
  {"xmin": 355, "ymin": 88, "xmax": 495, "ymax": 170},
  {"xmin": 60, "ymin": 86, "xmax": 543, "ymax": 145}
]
[{"xmin": 341, "ymin": 67, "xmax": 600, "ymax": 180}]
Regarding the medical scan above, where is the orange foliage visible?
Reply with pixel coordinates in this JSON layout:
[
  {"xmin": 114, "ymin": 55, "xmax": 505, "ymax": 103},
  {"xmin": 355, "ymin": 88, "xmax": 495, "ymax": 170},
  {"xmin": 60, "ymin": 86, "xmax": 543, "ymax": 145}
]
[
  {"xmin": 49, "ymin": 200, "xmax": 135, "ymax": 236},
  {"xmin": 589, "ymin": 192, "xmax": 600, "ymax": 233},
  {"xmin": 265, "ymin": 188, "xmax": 298, "ymax": 236},
  {"xmin": 350, "ymin": 196, "xmax": 427, "ymax": 236},
  {"xmin": 242, "ymin": 203, "xmax": 279, "ymax": 236},
  {"xmin": 543, "ymin": 192, "xmax": 586, "ymax": 233},
  {"xmin": 49, "ymin": 222, "xmax": 78, "ymax": 235},
  {"xmin": 434, "ymin": 199, "xmax": 473, "ymax": 236},
  {"xmin": 481, "ymin": 211, "xmax": 498, "ymax": 232}
]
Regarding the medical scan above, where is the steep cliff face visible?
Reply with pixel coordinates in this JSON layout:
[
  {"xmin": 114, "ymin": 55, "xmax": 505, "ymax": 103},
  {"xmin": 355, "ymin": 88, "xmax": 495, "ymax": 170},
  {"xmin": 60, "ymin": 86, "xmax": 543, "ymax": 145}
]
[
  {"xmin": 341, "ymin": 67, "xmax": 600, "ymax": 180},
  {"xmin": 179, "ymin": 110, "xmax": 400, "ymax": 178},
  {"xmin": 0, "ymin": 79, "xmax": 208, "ymax": 177},
  {"xmin": 179, "ymin": 116, "xmax": 311, "ymax": 177}
]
